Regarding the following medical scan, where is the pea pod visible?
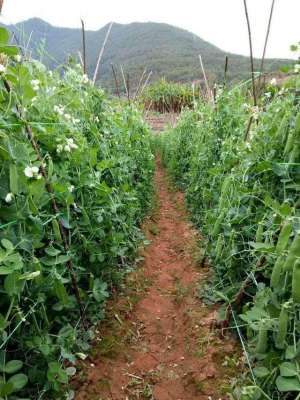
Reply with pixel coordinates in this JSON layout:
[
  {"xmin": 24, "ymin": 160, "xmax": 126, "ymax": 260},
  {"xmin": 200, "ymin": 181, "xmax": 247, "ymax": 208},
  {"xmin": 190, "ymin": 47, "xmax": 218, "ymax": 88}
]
[
  {"xmin": 271, "ymin": 255, "xmax": 285, "ymax": 289},
  {"xmin": 212, "ymin": 211, "xmax": 225, "ymax": 236},
  {"xmin": 276, "ymin": 221, "xmax": 292, "ymax": 254},
  {"xmin": 289, "ymin": 143, "xmax": 299, "ymax": 163},
  {"xmin": 275, "ymin": 114, "xmax": 289, "ymax": 142},
  {"xmin": 283, "ymin": 234, "xmax": 300, "ymax": 271},
  {"xmin": 54, "ymin": 279, "xmax": 68, "ymax": 305},
  {"xmin": 255, "ymin": 222, "xmax": 264, "ymax": 243},
  {"xmin": 295, "ymin": 112, "xmax": 300, "ymax": 132},
  {"xmin": 255, "ymin": 323, "xmax": 268, "ymax": 354},
  {"xmin": 215, "ymin": 234, "xmax": 223, "ymax": 259},
  {"xmin": 9, "ymin": 164, "xmax": 18, "ymax": 194},
  {"xmin": 52, "ymin": 219, "xmax": 62, "ymax": 243},
  {"xmin": 292, "ymin": 260, "xmax": 300, "ymax": 304},
  {"xmin": 275, "ymin": 304, "xmax": 289, "ymax": 349},
  {"xmin": 284, "ymin": 131, "xmax": 294, "ymax": 156}
]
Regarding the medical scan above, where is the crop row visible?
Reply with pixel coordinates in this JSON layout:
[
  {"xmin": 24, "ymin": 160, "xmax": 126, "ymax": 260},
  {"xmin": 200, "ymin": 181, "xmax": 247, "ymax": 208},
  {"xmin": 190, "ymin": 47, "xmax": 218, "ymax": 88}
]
[
  {"xmin": 157, "ymin": 75, "xmax": 300, "ymax": 398},
  {"xmin": 0, "ymin": 28, "xmax": 154, "ymax": 399}
]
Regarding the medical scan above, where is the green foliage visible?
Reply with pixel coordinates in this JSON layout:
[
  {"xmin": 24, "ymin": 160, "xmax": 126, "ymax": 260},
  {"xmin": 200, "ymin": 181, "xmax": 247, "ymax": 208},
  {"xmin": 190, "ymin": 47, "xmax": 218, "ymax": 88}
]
[
  {"xmin": 4, "ymin": 18, "xmax": 290, "ymax": 91},
  {"xmin": 0, "ymin": 28, "xmax": 154, "ymax": 399},
  {"xmin": 158, "ymin": 73, "xmax": 300, "ymax": 398},
  {"xmin": 141, "ymin": 79, "xmax": 196, "ymax": 113}
]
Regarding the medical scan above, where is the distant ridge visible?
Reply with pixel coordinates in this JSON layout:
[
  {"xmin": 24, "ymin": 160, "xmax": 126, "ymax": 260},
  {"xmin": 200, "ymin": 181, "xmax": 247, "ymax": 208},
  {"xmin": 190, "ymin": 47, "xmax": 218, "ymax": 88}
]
[{"xmin": 3, "ymin": 18, "xmax": 290, "ymax": 91}]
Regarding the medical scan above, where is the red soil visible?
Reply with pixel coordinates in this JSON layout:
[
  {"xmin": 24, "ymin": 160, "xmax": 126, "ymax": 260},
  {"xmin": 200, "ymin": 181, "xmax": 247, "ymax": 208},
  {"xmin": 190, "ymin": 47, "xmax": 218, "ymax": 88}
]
[{"xmin": 74, "ymin": 159, "xmax": 240, "ymax": 400}]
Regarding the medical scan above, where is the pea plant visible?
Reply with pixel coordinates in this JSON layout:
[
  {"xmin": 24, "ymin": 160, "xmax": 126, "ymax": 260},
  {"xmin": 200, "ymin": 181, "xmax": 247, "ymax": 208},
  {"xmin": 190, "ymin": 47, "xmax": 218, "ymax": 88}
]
[
  {"xmin": 158, "ymin": 66, "xmax": 300, "ymax": 398},
  {"xmin": 140, "ymin": 78, "xmax": 197, "ymax": 113},
  {"xmin": 0, "ymin": 27, "xmax": 154, "ymax": 399}
]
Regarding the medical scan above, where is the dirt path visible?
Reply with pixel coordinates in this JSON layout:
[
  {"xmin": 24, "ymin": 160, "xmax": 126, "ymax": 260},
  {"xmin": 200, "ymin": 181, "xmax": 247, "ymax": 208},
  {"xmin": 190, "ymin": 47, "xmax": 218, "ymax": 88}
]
[{"xmin": 74, "ymin": 159, "xmax": 239, "ymax": 400}]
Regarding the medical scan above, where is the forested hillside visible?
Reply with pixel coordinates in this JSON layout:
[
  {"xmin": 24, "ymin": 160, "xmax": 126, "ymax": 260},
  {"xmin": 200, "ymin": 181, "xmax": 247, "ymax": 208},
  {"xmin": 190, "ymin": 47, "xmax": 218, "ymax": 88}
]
[{"xmin": 4, "ymin": 18, "xmax": 290, "ymax": 90}]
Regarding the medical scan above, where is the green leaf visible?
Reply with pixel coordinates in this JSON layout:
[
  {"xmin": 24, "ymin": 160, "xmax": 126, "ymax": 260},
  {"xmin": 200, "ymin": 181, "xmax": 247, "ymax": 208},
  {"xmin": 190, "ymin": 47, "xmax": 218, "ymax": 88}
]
[
  {"xmin": 285, "ymin": 345, "xmax": 297, "ymax": 360},
  {"xmin": 40, "ymin": 254, "xmax": 71, "ymax": 266},
  {"xmin": 45, "ymin": 247, "xmax": 61, "ymax": 257},
  {"xmin": 8, "ymin": 373, "xmax": 28, "ymax": 392},
  {"xmin": 1, "ymin": 239, "xmax": 13, "ymax": 251},
  {"xmin": 18, "ymin": 271, "xmax": 41, "ymax": 281},
  {"xmin": 4, "ymin": 272, "xmax": 24, "ymax": 296},
  {"xmin": 92, "ymin": 279, "xmax": 109, "ymax": 302},
  {"xmin": 276, "ymin": 376, "xmax": 300, "ymax": 392},
  {"xmin": 280, "ymin": 362, "xmax": 298, "ymax": 377},
  {"xmin": 47, "ymin": 362, "xmax": 68, "ymax": 384},
  {"xmin": 2, "ymin": 360, "xmax": 23, "ymax": 374},
  {"xmin": 253, "ymin": 366, "xmax": 270, "ymax": 378},
  {"xmin": 0, "ymin": 45, "xmax": 18, "ymax": 56},
  {"xmin": 0, "ymin": 28, "xmax": 9, "ymax": 45},
  {"xmin": 0, "ymin": 381, "xmax": 14, "ymax": 396}
]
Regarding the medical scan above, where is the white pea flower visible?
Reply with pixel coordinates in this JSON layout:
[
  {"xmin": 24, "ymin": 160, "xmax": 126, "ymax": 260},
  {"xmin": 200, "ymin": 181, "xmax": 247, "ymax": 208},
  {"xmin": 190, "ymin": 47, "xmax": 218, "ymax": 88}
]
[
  {"xmin": 72, "ymin": 118, "xmax": 80, "ymax": 124},
  {"xmin": 69, "ymin": 185, "xmax": 75, "ymax": 192},
  {"xmin": 251, "ymin": 105, "xmax": 260, "ymax": 120},
  {"xmin": 270, "ymin": 78, "xmax": 277, "ymax": 86},
  {"xmin": 66, "ymin": 138, "xmax": 78, "ymax": 150},
  {"xmin": 264, "ymin": 92, "xmax": 272, "ymax": 99},
  {"xmin": 64, "ymin": 144, "xmax": 71, "ymax": 152},
  {"xmin": 24, "ymin": 166, "xmax": 34, "ymax": 178},
  {"xmin": 64, "ymin": 113, "xmax": 72, "ymax": 121},
  {"xmin": 24, "ymin": 165, "xmax": 41, "ymax": 179},
  {"xmin": 54, "ymin": 104, "xmax": 65, "ymax": 116},
  {"xmin": 31, "ymin": 79, "xmax": 40, "ymax": 91},
  {"xmin": 81, "ymin": 74, "xmax": 89, "ymax": 84},
  {"xmin": 57, "ymin": 144, "xmax": 63, "ymax": 153},
  {"xmin": 0, "ymin": 64, "xmax": 6, "ymax": 73},
  {"xmin": 5, "ymin": 193, "xmax": 13, "ymax": 203},
  {"xmin": 294, "ymin": 64, "xmax": 300, "ymax": 73},
  {"xmin": 14, "ymin": 55, "xmax": 22, "ymax": 63}
]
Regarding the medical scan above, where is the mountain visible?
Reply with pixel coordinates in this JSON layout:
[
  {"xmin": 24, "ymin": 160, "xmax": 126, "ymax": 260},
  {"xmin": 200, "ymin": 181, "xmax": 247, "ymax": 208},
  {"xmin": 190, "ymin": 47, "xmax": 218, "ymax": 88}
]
[{"xmin": 4, "ymin": 18, "xmax": 290, "ymax": 91}]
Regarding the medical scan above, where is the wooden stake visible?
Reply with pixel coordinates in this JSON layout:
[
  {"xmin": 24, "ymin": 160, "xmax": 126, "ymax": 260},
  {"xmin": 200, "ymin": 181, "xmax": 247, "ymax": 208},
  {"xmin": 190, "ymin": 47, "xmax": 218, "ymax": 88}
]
[
  {"xmin": 224, "ymin": 55, "xmax": 229, "ymax": 85},
  {"xmin": 111, "ymin": 63, "xmax": 120, "ymax": 98},
  {"xmin": 81, "ymin": 19, "xmax": 87, "ymax": 74}
]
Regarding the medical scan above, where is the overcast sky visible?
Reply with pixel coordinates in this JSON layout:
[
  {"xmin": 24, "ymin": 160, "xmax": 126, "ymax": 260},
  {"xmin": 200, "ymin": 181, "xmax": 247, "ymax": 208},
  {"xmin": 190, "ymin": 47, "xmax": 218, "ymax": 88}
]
[{"xmin": 0, "ymin": 0, "xmax": 299, "ymax": 59}]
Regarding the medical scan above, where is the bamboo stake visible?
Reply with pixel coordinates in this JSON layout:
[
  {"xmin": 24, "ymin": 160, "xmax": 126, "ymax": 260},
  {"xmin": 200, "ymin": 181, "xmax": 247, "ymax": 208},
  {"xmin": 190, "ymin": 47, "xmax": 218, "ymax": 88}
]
[
  {"xmin": 243, "ymin": 0, "xmax": 257, "ymax": 106},
  {"xmin": 139, "ymin": 71, "xmax": 153, "ymax": 96},
  {"xmin": 126, "ymin": 72, "xmax": 130, "ymax": 103},
  {"xmin": 199, "ymin": 54, "xmax": 210, "ymax": 101},
  {"xmin": 120, "ymin": 65, "xmax": 128, "ymax": 98},
  {"xmin": 224, "ymin": 55, "xmax": 229, "ymax": 85},
  {"xmin": 92, "ymin": 21, "xmax": 113, "ymax": 85},
  {"xmin": 81, "ymin": 19, "xmax": 87, "ymax": 74},
  {"xmin": 133, "ymin": 68, "xmax": 147, "ymax": 100},
  {"xmin": 111, "ymin": 63, "xmax": 120, "ymax": 98},
  {"xmin": 258, "ymin": 0, "xmax": 276, "ymax": 92}
]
